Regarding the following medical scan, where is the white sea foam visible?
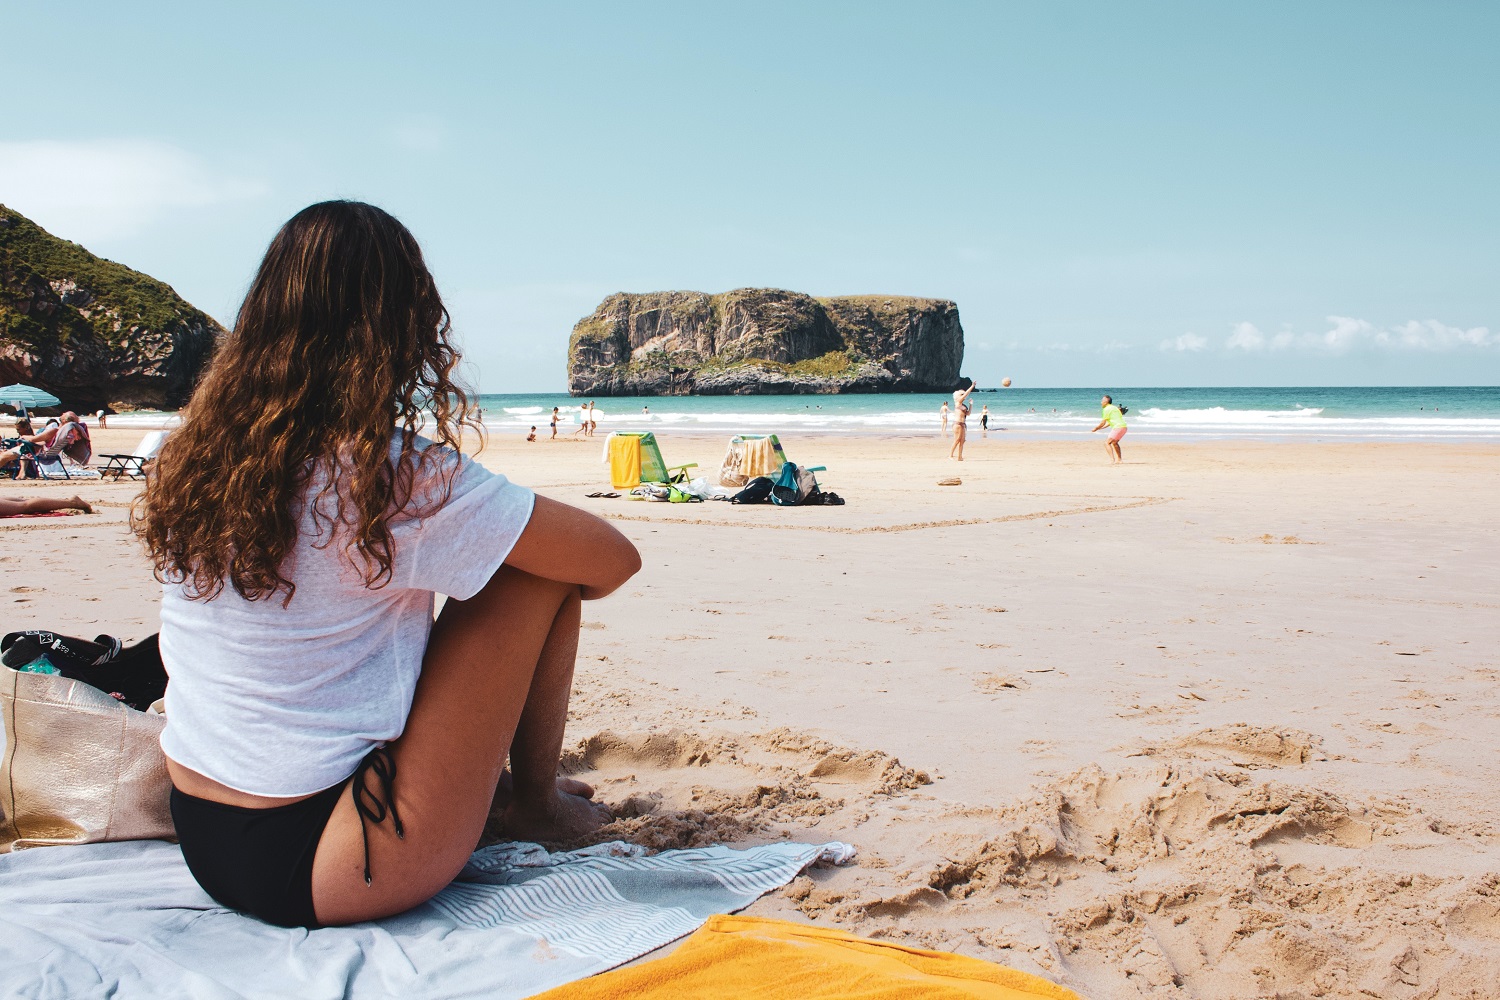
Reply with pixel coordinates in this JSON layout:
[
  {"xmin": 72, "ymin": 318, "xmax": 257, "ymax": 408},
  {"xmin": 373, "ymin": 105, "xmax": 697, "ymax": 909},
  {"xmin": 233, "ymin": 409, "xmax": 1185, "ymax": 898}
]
[{"xmin": 96, "ymin": 400, "xmax": 1500, "ymax": 441}]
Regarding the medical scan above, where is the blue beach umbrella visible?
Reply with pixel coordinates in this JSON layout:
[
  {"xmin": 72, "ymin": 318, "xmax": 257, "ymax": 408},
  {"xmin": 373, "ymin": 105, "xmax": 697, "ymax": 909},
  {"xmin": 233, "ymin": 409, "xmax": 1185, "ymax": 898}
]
[{"xmin": 0, "ymin": 384, "xmax": 62, "ymax": 412}]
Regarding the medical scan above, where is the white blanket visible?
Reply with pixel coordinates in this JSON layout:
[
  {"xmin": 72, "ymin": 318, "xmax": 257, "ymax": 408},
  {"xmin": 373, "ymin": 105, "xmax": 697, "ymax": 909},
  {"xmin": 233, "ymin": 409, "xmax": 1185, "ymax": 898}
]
[{"xmin": 0, "ymin": 837, "xmax": 854, "ymax": 999}]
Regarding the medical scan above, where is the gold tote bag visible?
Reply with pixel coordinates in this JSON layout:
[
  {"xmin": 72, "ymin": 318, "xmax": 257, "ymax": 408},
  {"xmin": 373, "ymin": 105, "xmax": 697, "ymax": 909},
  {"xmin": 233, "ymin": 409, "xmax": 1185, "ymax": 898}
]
[{"xmin": 0, "ymin": 666, "xmax": 174, "ymax": 852}]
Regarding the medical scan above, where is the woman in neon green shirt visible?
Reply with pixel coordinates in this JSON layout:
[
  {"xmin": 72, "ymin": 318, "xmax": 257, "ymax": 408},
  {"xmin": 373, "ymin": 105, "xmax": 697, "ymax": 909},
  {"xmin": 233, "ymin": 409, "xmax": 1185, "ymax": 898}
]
[{"xmin": 1090, "ymin": 394, "xmax": 1127, "ymax": 464}]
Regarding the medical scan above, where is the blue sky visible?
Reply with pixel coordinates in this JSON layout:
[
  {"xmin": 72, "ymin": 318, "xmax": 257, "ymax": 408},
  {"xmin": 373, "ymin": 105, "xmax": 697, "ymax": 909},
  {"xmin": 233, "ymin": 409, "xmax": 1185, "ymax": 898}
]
[{"xmin": 2, "ymin": 2, "xmax": 1496, "ymax": 390}]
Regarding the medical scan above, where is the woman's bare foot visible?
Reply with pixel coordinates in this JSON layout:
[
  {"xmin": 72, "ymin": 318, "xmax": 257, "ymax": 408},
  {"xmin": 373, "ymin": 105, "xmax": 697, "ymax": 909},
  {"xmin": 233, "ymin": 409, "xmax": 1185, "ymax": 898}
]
[
  {"xmin": 493, "ymin": 768, "xmax": 594, "ymax": 807},
  {"xmin": 499, "ymin": 788, "xmax": 612, "ymax": 844},
  {"xmin": 71, "ymin": 496, "xmax": 93, "ymax": 514}
]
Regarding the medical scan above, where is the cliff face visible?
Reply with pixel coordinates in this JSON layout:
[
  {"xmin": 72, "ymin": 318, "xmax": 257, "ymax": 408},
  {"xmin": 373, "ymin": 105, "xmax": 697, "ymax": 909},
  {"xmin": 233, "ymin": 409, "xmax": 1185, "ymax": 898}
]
[
  {"xmin": 0, "ymin": 204, "xmax": 225, "ymax": 411},
  {"xmin": 567, "ymin": 288, "xmax": 964, "ymax": 395}
]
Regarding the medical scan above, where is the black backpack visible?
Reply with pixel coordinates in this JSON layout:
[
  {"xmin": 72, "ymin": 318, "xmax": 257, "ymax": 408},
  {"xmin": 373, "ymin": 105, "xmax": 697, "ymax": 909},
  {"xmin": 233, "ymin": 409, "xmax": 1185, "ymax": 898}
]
[{"xmin": 730, "ymin": 476, "xmax": 774, "ymax": 504}]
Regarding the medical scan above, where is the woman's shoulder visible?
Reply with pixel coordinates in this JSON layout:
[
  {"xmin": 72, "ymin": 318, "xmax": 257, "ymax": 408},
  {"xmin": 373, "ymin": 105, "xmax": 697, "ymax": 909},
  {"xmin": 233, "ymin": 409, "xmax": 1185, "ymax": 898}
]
[{"xmin": 391, "ymin": 431, "xmax": 508, "ymax": 509}]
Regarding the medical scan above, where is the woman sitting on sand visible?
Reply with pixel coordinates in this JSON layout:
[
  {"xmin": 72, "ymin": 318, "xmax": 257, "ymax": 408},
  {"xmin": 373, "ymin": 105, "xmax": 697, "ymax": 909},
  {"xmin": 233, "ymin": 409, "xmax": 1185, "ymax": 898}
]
[{"xmin": 133, "ymin": 201, "xmax": 639, "ymax": 929}]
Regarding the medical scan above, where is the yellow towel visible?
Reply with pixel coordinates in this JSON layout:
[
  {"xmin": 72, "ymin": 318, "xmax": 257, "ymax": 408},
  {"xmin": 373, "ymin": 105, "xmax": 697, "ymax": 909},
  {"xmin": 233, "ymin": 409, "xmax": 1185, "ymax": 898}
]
[
  {"xmin": 527, "ymin": 914, "xmax": 1083, "ymax": 1000},
  {"xmin": 741, "ymin": 437, "xmax": 781, "ymax": 479},
  {"xmin": 608, "ymin": 434, "xmax": 642, "ymax": 489}
]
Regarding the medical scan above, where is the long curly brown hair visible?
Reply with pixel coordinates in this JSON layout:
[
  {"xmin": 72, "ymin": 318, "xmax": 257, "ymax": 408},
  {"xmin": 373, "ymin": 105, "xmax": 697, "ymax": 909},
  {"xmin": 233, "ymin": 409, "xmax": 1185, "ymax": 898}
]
[{"xmin": 133, "ymin": 201, "xmax": 480, "ymax": 604}]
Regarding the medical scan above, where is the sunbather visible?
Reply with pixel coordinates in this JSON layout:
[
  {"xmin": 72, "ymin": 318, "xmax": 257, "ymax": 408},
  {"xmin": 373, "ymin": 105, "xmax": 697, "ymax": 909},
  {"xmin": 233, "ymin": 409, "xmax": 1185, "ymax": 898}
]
[
  {"xmin": 0, "ymin": 494, "xmax": 92, "ymax": 516},
  {"xmin": 0, "ymin": 411, "xmax": 90, "ymax": 472},
  {"xmin": 132, "ymin": 201, "xmax": 640, "ymax": 930}
]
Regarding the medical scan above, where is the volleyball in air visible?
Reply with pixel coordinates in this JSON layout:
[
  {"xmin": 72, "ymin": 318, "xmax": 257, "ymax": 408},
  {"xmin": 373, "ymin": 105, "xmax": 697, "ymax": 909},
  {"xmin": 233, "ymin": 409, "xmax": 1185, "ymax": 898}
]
[{"xmin": 1001, "ymin": 377, "xmax": 1012, "ymax": 388}]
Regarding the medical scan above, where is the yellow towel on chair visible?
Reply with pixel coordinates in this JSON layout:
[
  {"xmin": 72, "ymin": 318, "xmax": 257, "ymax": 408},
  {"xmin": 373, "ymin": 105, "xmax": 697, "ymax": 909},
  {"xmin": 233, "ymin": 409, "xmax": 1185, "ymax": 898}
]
[
  {"xmin": 528, "ymin": 914, "xmax": 1083, "ymax": 1000},
  {"xmin": 741, "ymin": 437, "xmax": 781, "ymax": 479},
  {"xmin": 608, "ymin": 434, "xmax": 642, "ymax": 489}
]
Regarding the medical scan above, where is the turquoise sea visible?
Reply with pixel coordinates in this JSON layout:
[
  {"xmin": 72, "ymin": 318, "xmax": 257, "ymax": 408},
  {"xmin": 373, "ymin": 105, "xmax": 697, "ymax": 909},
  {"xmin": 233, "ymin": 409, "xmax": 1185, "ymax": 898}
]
[
  {"xmin": 110, "ymin": 387, "xmax": 1500, "ymax": 441},
  {"xmin": 468, "ymin": 387, "xmax": 1500, "ymax": 441}
]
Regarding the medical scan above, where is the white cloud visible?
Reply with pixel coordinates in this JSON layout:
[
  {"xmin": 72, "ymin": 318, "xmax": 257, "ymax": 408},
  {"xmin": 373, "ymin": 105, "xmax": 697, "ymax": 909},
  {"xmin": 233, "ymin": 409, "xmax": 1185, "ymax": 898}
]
[
  {"xmin": 1160, "ymin": 332, "xmax": 1207, "ymax": 352},
  {"xmin": 1380, "ymin": 320, "xmax": 1493, "ymax": 350},
  {"xmin": 1226, "ymin": 321, "xmax": 1266, "ymax": 351},
  {"xmin": 0, "ymin": 139, "xmax": 265, "ymax": 243},
  {"xmin": 1318, "ymin": 316, "xmax": 1373, "ymax": 351},
  {"xmin": 1225, "ymin": 316, "xmax": 1493, "ymax": 353}
]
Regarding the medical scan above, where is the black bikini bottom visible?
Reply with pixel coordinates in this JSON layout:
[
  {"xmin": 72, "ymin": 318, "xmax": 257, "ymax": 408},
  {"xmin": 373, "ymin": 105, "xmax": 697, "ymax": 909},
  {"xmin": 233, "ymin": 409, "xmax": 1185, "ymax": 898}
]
[{"xmin": 170, "ymin": 747, "xmax": 403, "ymax": 928}]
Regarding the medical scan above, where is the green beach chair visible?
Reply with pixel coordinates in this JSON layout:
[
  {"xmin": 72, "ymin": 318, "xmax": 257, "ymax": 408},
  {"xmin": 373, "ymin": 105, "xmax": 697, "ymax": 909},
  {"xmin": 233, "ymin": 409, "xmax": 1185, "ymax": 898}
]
[
  {"xmin": 608, "ymin": 432, "xmax": 698, "ymax": 489},
  {"xmin": 726, "ymin": 434, "xmax": 825, "ymax": 483}
]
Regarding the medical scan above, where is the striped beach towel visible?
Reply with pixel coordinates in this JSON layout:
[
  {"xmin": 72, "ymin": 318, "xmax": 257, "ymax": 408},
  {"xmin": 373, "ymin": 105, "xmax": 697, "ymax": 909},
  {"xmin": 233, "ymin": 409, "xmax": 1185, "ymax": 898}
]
[{"xmin": 0, "ymin": 837, "xmax": 853, "ymax": 999}]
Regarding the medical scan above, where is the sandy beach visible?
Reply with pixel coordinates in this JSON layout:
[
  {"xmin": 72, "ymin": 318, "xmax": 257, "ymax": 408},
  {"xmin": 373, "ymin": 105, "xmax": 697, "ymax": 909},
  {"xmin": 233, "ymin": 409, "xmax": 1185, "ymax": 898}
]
[{"xmin": 9, "ymin": 426, "xmax": 1500, "ymax": 998}]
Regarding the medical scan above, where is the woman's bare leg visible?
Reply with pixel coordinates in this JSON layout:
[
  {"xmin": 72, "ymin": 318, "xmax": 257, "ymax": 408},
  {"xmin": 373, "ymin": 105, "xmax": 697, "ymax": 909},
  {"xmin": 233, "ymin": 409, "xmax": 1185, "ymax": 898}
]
[
  {"xmin": 310, "ymin": 564, "xmax": 607, "ymax": 925},
  {"xmin": 0, "ymin": 495, "xmax": 91, "ymax": 515}
]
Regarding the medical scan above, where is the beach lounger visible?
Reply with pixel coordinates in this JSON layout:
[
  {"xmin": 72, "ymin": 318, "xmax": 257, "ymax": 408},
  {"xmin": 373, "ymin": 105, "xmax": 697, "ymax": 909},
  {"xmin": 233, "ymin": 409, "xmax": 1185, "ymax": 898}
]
[
  {"xmin": 35, "ymin": 453, "xmax": 102, "ymax": 479},
  {"xmin": 33, "ymin": 424, "xmax": 101, "ymax": 480},
  {"xmin": 607, "ymin": 432, "xmax": 697, "ymax": 490},
  {"xmin": 97, "ymin": 429, "xmax": 168, "ymax": 480}
]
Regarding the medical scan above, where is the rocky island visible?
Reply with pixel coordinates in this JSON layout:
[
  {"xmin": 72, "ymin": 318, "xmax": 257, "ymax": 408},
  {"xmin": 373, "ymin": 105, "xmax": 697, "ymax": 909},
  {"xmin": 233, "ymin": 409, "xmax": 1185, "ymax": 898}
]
[
  {"xmin": 0, "ymin": 204, "xmax": 224, "ymax": 412},
  {"xmin": 567, "ymin": 288, "xmax": 963, "ymax": 395}
]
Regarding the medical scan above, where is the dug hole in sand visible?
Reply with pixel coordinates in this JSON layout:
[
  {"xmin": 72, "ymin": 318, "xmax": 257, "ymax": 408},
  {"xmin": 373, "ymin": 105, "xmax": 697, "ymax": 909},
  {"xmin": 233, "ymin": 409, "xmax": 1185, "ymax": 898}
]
[{"xmin": 511, "ymin": 719, "xmax": 1500, "ymax": 999}]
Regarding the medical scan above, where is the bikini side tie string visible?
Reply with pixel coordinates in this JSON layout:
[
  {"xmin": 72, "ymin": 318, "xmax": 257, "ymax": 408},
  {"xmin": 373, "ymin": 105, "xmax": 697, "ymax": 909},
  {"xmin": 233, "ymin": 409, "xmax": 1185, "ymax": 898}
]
[{"xmin": 350, "ymin": 747, "xmax": 405, "ymax": 886}]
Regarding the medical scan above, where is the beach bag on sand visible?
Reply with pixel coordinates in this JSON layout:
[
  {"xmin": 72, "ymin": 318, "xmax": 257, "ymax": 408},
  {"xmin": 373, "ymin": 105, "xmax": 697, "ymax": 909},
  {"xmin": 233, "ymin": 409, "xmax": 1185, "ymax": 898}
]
[
  {"xmin": 1, "ymin": 633, "xmax": 173, "ymax": 852},
  {"xmin": 731, "ymin": 477, "xmax": 774, "ymax": 504},
  {"xmin": 771, "ymin": 462, "xmax": 825, "ymax": 507}
]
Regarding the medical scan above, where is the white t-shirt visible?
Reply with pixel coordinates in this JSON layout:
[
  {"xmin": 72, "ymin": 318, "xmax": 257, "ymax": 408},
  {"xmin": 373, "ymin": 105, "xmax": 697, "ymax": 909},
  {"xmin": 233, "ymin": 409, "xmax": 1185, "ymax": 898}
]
[{"xmin": 159, "ymin": 435, "xmax": 535, "ymax": 797}]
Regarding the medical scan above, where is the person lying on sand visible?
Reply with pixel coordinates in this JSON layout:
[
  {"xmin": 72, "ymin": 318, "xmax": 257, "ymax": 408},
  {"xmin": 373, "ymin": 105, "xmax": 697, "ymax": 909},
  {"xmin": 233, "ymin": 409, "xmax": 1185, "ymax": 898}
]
[
  {"xmin": 0, "ymin": 494, "xmax": 92, "ymax": 517},
  {"xmin": 134, "ymin": 201, "xmax": 640, "ymax": 930}
]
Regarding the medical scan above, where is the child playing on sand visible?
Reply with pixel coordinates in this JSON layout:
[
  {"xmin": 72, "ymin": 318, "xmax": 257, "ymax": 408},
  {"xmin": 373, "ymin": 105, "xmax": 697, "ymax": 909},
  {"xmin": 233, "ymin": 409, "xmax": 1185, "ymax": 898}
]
[
  {"xmin": 1091, "ymin": 394, "xmax": 1127, "ymax": 464},
  {"xmin": 134, "ymin": 201, "xmax": 638, "ymax": 929},
  {"xmin": 526, "ymin": 426, "xmax": 537, "ymax": 442}
]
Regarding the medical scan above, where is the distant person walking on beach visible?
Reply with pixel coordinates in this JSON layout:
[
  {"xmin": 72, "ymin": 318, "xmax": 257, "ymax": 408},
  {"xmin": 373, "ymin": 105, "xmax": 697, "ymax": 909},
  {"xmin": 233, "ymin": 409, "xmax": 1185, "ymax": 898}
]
[
  {"xmin": 939, "ymin": 400, "xmax": 950, "ymax": 436},
  {"xmin": 550, "ymin": 407, "xmax": 559, "ymax": 439},
  {"xmin": 1091, "ymin": 394, "xmax": 1127, "ymax": 464},
  {"xmin": 980, "ymin": 405, "xmax": 989, "ymax": 435},
  {"xmin": 949, "ymin": 379, "xmax": 977, "ymax": 461},
  {"xmin": 586, "ymin": 401, "xmax": 597, "ymax": 437},
  {"xmin": 96, "ymin": 409, "xmax": 108, "ymax": 429}
]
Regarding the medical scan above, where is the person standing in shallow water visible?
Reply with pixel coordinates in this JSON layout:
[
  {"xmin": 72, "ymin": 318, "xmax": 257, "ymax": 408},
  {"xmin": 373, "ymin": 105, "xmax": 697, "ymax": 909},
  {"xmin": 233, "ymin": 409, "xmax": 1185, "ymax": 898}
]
[
  {"xmin": 939, "ymin": 400, "xmax": 950, "ymax": 436},
  {"xmin": 135, "ymin": 201, "xmax": 639, "ymax": 930},
  {"xmin": 1091, "ymin": 394, "xmax": 1127, "ymax": 464}
]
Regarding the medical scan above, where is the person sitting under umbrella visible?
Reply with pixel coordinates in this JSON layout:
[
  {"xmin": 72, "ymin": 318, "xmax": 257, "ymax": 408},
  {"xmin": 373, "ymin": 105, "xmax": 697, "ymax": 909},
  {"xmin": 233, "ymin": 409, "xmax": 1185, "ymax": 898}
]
[{"xmin": 0, "ymin": 410, "xmax": 91, "ymax": 473}]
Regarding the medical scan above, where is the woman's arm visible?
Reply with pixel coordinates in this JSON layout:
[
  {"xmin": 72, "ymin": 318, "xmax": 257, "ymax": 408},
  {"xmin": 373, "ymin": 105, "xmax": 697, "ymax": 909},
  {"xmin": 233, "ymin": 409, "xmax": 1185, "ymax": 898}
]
[
  {"xmin": 23, "ymin": 426, "xmax": 59, "ymax": 447},
  {"xmin": 504, "ymin": 495, "xmax": 642, "ymax": 600}
]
